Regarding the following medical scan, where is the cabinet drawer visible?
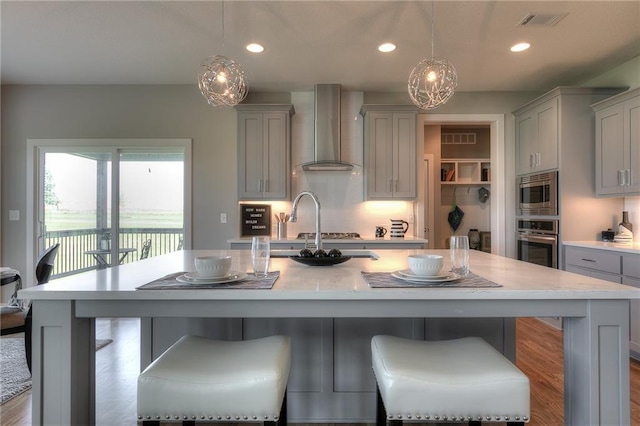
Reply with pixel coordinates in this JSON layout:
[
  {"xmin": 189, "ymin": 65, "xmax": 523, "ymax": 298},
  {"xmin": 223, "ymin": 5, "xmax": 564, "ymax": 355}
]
[
  {"xmin": 564, "ymin": 247, "xmax": 621, "ymax": 274},
  {"xmin": 623, "ymin": 254, "xmax": 640, "ymax": 279}
]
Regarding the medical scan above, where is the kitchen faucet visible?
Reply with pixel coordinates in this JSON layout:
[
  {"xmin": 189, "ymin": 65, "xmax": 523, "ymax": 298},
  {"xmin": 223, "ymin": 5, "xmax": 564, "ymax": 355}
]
[{"xmin": 290, "ymin": 191, "xmax": 322, "ymax": 250}]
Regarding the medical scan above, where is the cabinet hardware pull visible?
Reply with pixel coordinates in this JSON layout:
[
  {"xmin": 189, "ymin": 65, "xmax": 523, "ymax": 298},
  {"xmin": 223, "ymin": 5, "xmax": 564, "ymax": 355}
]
[
  {"xmin": 265, "ymin": 179, "xmax": 269, "ymax": 192},
  {"xmin": 581, "ymin": 258, "xmax": 596, "ymax": 263},
  {"xmin": 626, "ymin": 169, "xmax": 632, "ymax": 186},
  {"xmin": 536, "ymin": 152, "xmax": 541, "ymax": 167},
  {"xmin": 389, "ymin": 179, "xmax": 393, "ymax": 193},
  {"xmin": 258, "ymin": 179, "xmax": 263, "ymax": 192},
  {"xmin": 530, "ymin": 154, "xmax": 534, "ymax": 168},
  {"xmin": 395, "ymin": 179, "xmax": 399, "ymax": 192}
]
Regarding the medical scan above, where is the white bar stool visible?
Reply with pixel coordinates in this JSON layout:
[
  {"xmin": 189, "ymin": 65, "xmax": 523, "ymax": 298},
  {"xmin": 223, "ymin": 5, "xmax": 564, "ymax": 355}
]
[
  {"xmin": 371, "ymin": 335, "xmax": 530, "ymax": 425},
  {"xmin": 138, "ymin": 335, "xmax": 291, "ymax": 425}
]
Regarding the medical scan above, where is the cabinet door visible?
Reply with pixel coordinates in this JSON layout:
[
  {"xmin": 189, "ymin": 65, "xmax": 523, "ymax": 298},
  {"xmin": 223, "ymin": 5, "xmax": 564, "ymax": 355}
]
[
  {"xmin": 596, "ymin": 103, "xmax": 626, "ymax": 195},
  {"xmin": 515, "ymin": 111, "xmax": 535, "ymax": 175},
  {"xmin": 366, "ymin": 112, "xmax": 394, "ymax": 198},
  {"xmin": 392, "ymin": 113, "xmax": 417, "ymax": 198},
  {"xmin": 535, "ymin": 98, "xmax": 559, "ymax": 172},
  {"xmin": 625, "ymin": 97, "xmax": 640, "ymax": 194},
  {"xmin": 262, "ymin": 112, "xmax": 289, "ymax": 199},
  {"xmin": 238, "ymin": 112, "xmax": 265, "ymax": 199},
  {"xmin": 622, "ymin": 276, "xmax": 640, "ymax": 358}
]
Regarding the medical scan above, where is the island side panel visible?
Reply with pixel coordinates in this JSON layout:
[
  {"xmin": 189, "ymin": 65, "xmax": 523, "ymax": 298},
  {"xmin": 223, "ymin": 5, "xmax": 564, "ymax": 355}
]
[
  {"xmin": 32, "ymin": 300, "xmax": 95, "ymax": 426},
  {"xmin": 563, "ymin": 299, "xmax": 631, "ymax": 425}
]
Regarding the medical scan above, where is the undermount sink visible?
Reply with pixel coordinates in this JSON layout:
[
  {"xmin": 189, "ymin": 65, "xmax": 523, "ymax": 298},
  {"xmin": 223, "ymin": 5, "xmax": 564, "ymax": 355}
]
[{"xmin": 270, "ymin": 249, "xmax": 379, "ymax": 260}]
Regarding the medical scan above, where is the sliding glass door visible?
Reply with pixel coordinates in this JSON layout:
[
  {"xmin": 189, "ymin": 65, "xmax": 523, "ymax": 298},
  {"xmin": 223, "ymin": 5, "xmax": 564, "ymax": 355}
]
[{"xmin": 31, "ymin": 140, "xmax": 190, "ymax": 279}]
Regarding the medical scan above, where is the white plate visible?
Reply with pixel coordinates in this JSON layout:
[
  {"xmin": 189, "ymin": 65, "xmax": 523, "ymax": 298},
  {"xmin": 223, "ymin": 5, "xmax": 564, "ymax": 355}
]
[
  {"xmin": 392, "ymin": 270, "xmax": 462, "ymax": 283},
  {"xmin": 177, "ymin": 271, "xmax": 247, "ymax": 285}
]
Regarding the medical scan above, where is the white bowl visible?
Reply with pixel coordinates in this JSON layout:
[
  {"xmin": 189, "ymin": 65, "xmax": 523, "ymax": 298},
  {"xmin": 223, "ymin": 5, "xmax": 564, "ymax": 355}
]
[
  {"xmin": 407, "ymin": 254, "xmax": 443, "ymax": 276},
  {"xmin": 194, "ymin": 256, "xmax": 232, "ymax": 278}
]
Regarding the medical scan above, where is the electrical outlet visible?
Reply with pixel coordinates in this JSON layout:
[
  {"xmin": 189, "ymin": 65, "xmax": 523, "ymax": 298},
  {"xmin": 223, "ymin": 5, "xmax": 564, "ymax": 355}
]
[
  {"xmin": 407, "ymin": 212, "xmax": 414, "ymax": 223},
  {"xmin": 220, "ymin": 213, "xmax": 227, "ymax": 224},
  {"xmin": 9, "ymin": 210, "xmax": 20, "ymax": 221}
]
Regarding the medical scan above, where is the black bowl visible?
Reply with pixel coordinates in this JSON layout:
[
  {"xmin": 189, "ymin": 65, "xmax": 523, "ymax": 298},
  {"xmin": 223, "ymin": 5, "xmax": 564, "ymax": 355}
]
[{"xmin": 289, "ymin": 256, "xmax": 352, "ymax": 266}]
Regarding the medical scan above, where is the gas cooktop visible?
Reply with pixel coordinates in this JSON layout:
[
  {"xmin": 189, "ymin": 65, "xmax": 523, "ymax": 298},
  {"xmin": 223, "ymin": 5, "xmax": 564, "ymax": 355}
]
[{"xmin": 296, "ymin": 232, "xmax": 362, "ymax": 240}]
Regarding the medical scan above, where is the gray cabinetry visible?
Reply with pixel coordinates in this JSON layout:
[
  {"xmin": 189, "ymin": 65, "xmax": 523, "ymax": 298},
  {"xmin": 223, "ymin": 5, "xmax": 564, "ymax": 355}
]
[
  {"xmin": 361, "ymin": 105, "xmax": 418, "ymax": 200},
  {"xmin": 593, "ymin": 87, "xmax": 640, "ymax": 196},
  {"xmin": 236, "ymin": 104, "xmax": 294, "ymax": 200},
  {"xmin": 564, "ymin": 245, "xmax": 639, "ymax": 359},
  {"xmin": 515, "ymin": 97, "xmax": 559, "ymax": 175}
]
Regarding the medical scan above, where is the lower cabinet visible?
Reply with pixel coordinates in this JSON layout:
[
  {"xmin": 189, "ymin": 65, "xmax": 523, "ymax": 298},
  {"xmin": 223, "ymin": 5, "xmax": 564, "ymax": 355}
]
[
  {"xmin": 146, "ymin": 317, "xmax": 513, "ymax": 422},
  {"xmin": 564, "ymin": 245, "xmax": 640, "ymax": 360}
]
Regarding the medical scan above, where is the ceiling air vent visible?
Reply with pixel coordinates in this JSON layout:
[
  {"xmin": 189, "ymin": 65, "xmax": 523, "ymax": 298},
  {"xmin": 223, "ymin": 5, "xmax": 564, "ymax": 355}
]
[{"xmin": 517, "ymin": 13, "xmax": 567, "ymax": 27}]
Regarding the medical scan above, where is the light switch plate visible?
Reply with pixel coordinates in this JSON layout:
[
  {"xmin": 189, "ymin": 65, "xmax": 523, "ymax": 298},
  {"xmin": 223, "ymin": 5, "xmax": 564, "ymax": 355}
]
[
  {"xmin": 220, "ymin": 213, "xmax": 227, "ymax": 224},
  {"xmin": 9, "ymin": 210, "xmax": 20, "ymax": 221}
]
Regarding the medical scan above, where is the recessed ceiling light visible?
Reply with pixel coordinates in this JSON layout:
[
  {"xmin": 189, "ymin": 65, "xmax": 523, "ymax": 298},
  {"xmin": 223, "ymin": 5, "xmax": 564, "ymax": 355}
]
[
  {"xmin": 246, "ymin": 43, "xmax": 264, "ymax": 53},
  {"xmin": 378, "ymin": 43, "xmax": 396, "ymax": 53},
  {"xmin": 510, "ymin": 42, "xmax": 531, "ymax": 52}
]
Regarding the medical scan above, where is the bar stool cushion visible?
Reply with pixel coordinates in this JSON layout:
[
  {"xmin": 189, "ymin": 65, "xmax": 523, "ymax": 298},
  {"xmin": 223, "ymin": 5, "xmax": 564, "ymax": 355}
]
[
  {"xmin": 138, "ymin": 335, "xmax": 291, "ymax": 422},
  {"xmin": 372, "ymin": 335, "xmax": 530, "ymax": 422}
]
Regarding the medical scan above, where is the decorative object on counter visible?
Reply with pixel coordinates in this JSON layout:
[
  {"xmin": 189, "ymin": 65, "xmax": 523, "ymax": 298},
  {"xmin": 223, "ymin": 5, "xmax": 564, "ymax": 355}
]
[
  {"xmin": 375, "ymin": 226, "xmax": 387, "ymax": 238},
  {"xmin": 240, "ymin": 204, "xmax": 271, "ymax": 236},
  {"xmin": 389, "ymin": 219, "xmax": 409, "ymax": 238},
  {"xmin": 450, "ymin": 235, "xmax": 470, "ymax": 276},
  {"xmin": 197, "ymin": 1, "xmax": 248, "ymax": 107},
  {"xmin": 447, "ymin": 187, "xmax": 464, "ymax": 231},
  {"xmin": 602, "ymin": 229, "xmax": 616, "ymax": 242},
  {"xmin": 275, "ymin": 212, "xmax": 288, "ymax": 240},
  {"xmin": 480, "ymin": 231, "xmax": 492, "ymax": 253},
  {"xmin": 407, "ymin": 2, "xmax": 457, "ymax": 110},
  {"xmin": 614, "ymin": 210, "xmax": 633, "ymax": 243},
  {"xmin": 468, "ymin": 228, "xmax": 480, "ymax": 250},
  {"xmin": 478, "ymin": 186, "xmax": 490, "ymax": 203},
  {"xmin": 407, "ymin": 254, "xmax": 443, "ymax": 276},
  {"xmin": 251, "ymin": 236, "xmax": 270, "ymax": 278},
  {"xmin": 291, "ymin": 248, "xmax": 349, "ymax": 266}
]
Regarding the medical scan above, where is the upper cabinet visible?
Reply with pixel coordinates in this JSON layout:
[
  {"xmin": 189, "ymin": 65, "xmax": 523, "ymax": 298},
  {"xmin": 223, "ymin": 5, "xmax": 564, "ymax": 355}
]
[
  {"xmin": 592, "ymin": 87, "xmax": 640, "ymax": 196},
  {"xmin": 514, "ymin": 87, "xmax": 626, "ymax": 179},
  {"xmin": 361, "ymin": 105, "xmax": 418, "ymax": 200},
  {"xmin": 236, "ymin": 104, "xmax": 294, "ymax": 200},
  {"xmin": 515, "ymin": 96, "xmax": 559, "ymax": 175}
]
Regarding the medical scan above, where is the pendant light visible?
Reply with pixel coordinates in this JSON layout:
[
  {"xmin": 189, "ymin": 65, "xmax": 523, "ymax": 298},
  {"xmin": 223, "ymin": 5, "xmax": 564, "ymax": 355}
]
[
  {"xmin": 198, "ymin": 0, "xmax": 248, "ymax": 107},
  {"xmin": 408, "ymin": 2, "xmax": 457, "ymax": 110}
]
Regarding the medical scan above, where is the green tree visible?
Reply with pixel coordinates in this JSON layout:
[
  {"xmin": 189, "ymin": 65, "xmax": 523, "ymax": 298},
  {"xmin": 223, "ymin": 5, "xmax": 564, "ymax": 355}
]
[{"xmin": 44, "ymin": 169, "xmax": 60, "ymax": 209}]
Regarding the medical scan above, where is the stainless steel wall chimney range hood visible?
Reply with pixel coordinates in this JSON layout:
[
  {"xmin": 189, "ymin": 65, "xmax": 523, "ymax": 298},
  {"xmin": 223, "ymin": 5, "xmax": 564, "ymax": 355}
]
[{"xmin": 300, "ymin": 84, "xmax": 357, "ymax": 172}]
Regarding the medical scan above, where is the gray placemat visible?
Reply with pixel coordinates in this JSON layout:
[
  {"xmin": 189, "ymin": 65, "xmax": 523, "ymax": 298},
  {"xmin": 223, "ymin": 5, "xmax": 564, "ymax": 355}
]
[
  {"xmin": 362, "ymin": 271, "xmax": 502, "ymax": 288},
  {"xmin": 136, "ymin": 271, "xmax": 279, "ymax": 290}
]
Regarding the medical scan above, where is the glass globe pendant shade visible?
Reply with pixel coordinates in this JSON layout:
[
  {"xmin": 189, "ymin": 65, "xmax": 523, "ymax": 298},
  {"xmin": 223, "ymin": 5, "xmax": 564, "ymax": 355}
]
[
  {"xmin": 407, "ymin": 57, "xmax": 457, "ymax": 110},
  {"xmin": 198, "ymin": 55, "xmax": 248, "ymax": 107}
]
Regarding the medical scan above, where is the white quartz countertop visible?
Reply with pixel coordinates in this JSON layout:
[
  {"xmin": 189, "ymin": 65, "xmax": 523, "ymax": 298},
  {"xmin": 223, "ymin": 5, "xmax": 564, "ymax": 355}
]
[
  {"xmin": 19, "ymin": 249, "xmax": 640, "ymax": 301},
  {"xmin": 563, "ymin": 240, "xmax": 640, "ymax": 254}
]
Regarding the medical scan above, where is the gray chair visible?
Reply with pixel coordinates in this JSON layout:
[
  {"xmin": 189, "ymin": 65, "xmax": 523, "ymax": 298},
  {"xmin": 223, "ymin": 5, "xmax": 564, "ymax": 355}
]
[{"xmin": 25, "ymin": 243, "xmax": 61, "ymax": 373}]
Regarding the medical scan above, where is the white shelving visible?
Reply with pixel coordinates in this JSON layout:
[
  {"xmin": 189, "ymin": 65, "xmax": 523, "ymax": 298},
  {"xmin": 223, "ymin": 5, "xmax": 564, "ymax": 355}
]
[{"xmin": 440, "ymin": 158, "xmax": 491, "ymax": 185}]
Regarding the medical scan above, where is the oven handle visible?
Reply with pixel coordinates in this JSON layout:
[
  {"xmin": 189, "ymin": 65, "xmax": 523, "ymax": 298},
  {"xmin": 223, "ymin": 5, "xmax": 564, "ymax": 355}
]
[{"xmin": 517, "ymin": 233, "xmax": 557, "ymax": 243}]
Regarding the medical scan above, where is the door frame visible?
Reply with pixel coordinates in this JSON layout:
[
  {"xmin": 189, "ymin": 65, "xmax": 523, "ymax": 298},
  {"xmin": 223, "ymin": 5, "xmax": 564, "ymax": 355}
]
[
  {"xmin": 416, "ymin": 114, "xmax": 505, "ymax": 255},
  {"xmin": 26, "ymin": 138, "xmax": 192, "ymax": 286}
]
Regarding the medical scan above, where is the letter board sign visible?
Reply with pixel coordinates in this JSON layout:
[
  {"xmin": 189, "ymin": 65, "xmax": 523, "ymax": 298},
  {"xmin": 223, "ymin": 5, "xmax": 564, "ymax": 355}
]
[{"xmin": 240, "ymin": 204, "xmax": 271, "ymax": 236}]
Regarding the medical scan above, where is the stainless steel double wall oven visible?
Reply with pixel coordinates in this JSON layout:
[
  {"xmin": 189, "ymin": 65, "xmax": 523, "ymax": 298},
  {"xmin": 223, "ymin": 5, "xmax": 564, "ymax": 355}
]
[{"xmin": 517, "ymin": 171, "xmax": 559, "ymax": 269}]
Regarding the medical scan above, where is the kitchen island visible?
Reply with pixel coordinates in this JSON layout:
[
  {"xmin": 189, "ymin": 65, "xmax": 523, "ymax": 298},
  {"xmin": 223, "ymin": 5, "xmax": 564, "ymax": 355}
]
[{"xmin": 19, "ymin": 249, "xmax": 639, "ymax": 425}]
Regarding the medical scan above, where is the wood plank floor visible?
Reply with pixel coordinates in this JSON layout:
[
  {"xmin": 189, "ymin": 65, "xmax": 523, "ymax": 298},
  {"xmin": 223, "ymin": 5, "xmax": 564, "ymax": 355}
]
[{"xmin": 1, "ymin": 317, "xmax": 638, "ymax": 425}]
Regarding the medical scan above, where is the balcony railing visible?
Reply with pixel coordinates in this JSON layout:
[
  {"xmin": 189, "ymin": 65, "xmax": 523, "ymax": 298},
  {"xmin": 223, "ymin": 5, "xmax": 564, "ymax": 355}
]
[{"xmin": 45, "ymin": 228, "xmax": 183, "ymax": 278}]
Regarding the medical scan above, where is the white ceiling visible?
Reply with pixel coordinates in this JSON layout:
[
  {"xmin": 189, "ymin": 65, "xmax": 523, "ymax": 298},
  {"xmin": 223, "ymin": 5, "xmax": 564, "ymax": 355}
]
[{"xmin": 2, "ymin": 1, "xmax": 639, "ymax": 93}]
